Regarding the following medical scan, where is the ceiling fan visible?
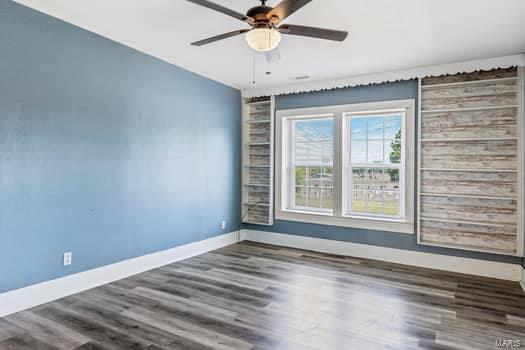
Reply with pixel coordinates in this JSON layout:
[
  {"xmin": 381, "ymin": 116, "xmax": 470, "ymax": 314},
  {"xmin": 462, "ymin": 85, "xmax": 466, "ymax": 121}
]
[{"xmin": 186, "ymin": 0, "xmax": 348, "ymax": 52}]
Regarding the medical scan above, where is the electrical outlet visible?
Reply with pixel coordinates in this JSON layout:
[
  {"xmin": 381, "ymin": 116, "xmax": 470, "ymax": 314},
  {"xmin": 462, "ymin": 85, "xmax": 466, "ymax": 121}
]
[
  {"xmin": 221, "ymin": 220, "xmax": 226, "ymax": 230},
  {"xmin": 63, "ymin": 252, "xmax": 72, "ymax": 266}
]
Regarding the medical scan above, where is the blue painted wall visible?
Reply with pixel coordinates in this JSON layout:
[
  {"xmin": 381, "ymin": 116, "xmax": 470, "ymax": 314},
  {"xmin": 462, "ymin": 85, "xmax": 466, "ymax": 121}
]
[
  {"xmin": 244, "ymin": 80, "xmax": 523, "ymax": 265},
  {"xmin": 0, "ymin": 1, "xmax": 241, "ymax": 293}
]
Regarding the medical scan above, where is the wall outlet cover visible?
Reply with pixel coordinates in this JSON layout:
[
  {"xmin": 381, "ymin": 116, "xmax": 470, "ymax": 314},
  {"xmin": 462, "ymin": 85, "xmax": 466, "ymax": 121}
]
[{"xmin": 63, "ymin": 252, "xmax": 72, "ymax": 266}]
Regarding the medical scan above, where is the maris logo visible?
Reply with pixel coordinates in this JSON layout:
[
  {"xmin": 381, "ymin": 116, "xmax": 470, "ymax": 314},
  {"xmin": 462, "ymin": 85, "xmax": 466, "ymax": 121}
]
[{"xmin": 495, "ymin": 339, "xmax": 521, "ymax": 348}]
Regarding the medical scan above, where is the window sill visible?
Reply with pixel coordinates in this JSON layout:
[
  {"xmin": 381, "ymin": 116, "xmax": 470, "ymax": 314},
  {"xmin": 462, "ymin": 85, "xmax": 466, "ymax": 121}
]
[{"xmin": 275, "ymin": 209, "xmax": 414, "ymax": 234}]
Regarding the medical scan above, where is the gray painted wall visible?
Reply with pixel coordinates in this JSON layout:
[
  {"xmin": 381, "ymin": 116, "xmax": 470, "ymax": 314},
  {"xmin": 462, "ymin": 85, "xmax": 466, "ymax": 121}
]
[
  {"xmin": 244, "ymin": 80, "xmax": 523, "ymax": 265},
  {"xmin": 0, "ymin": 1, "xmax": 241, "ymax": 293}
]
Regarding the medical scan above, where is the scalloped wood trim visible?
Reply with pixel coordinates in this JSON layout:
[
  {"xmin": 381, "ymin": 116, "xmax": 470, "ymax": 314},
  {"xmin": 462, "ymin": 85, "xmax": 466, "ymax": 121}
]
[{"xmin": 241, "ymin": 54, "xmax": 525, "ymax": 98}]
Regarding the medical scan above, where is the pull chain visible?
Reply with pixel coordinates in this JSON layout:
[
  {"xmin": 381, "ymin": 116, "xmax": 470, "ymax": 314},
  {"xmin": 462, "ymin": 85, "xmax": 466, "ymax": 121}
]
[
  {"xmin": 266, "ymin": 28, "xmax": 272, "ymax": 75},
  {"xmin": 252, "ymin": 50, "xmax": 256, "ymax": 85}
]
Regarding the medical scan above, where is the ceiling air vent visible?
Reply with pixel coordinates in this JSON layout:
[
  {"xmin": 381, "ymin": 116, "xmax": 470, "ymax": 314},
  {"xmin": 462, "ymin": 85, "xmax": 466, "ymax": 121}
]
[{"xmin": 291, "ymin": 75, "xmax": 310, "ymax": 81}]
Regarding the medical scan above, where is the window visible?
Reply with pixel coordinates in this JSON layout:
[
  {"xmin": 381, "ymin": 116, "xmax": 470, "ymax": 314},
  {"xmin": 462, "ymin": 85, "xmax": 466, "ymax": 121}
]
[
  {"xmin": 343, "ymin": 112, "xmax": 404, "ymax": 219},
  {"xmin": 276, "ymin": 100, "xmax": 414, "ymax": 233},
  {"xmin": 288, "ymin": 116, "xmax": 334, "ymax": 213}
]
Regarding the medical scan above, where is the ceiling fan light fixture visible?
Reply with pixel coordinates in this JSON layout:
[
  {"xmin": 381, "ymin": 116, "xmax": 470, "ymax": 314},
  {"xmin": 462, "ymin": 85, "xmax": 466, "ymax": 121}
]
[{"xmin": 245, "ymin": 28, "xmax": 281, "ymax": 52}]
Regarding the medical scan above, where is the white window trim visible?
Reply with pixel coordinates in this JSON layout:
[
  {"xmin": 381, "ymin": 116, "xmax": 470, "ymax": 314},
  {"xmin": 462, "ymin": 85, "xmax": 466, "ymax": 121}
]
[
  {"xmin": 342, "ymin": 110, "xmax": 406, "ymax": 220},
  {"xmin": 286, "ymin": 114, "xmax": 334, "ymax": 214},
  {"xmin": 275, "ymin": 99, "xmax": 415, "ymax": 234}
]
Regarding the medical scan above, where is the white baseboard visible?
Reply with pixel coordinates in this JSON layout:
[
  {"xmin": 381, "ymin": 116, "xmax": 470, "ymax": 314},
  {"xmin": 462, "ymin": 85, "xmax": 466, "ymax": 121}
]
[
  {"xmin": 240, "ymin": 229, "xmax": 522, "ymax": 282},
  {"xmin": 1, "ymin": 229, "xmax": 522, "ymax": 318},
  {"xmin": 0, "ymin": 231, "xmax": 240, "ymax": 318}
]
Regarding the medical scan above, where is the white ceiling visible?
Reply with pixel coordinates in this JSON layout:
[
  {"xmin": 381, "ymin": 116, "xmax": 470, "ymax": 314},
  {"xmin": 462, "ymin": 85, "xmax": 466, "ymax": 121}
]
[{"xmin": 14, "ymin": 0, "xmax": 525, "ymax": 90}]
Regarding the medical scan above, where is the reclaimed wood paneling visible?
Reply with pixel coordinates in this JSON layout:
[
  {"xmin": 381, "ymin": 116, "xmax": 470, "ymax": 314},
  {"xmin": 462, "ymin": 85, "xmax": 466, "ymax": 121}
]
[
  {"xmin": 421, "ymin": 107, "xmax": 517, "ymax": 139},
  {"xmin": 421, "ymin": 67, "xmax": 517, "ymax": 85},
  {"xmin": 421, "ymin": 171, "xmax": 517, "ymax": 197},
  {"xmin": 248, "ymin": 154, "xmax": 270, "ymax": 166},
  {"xmin": 421, "ymin": 195, "xmax": 516, "ymax": 225},
  {"xmin": 247, "ymin": 144, "xmax": 270, "ymax": 156},
  {"xmin": 421, "ymin": 80, "xmax": 517, "ymax": 110},
  {"xmin": 248, "ymin": 131, "xmax": 270, "ymax": 143},
  {"xmin": 242, "ymin": 98, "xmax": 274, "ymax": 225},
  {"xmin": 248, "ymin": 122, "xmax": 270, "ymax": 134},
  {"xmin": 423, "ymin": 80, "xmax": 517, "ymax": 98},
  {"xmin": 247, "ymin": 186, "xmax": 270, "ymax": 203},
  {"xmin": 247, "ymin": 167, "xmax": 270, "ymax": 185},
  {"xmin": 421, "ymin": 139, "xmax": 517, "ymax": 170},
  {"xmin": 418, "ymin": 68, "xmax": 520, "ymax": 255},
  {"xmin": 420, "ymin": 219, "xmax": 516, "ymax": 252},
  {"xmin": 248, "ymin": 111, "xmax": 271, "ymax": 122},
  {"xmin": 244, "ymin": 205, "xmax": 270, "ymax": 223}
]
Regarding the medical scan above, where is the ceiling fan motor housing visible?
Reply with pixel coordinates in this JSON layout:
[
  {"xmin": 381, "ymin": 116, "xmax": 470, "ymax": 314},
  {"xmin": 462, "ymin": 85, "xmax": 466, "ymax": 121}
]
[{"xmin": 246, "ymin": 5, "xmax": 274, "ymax": 25}]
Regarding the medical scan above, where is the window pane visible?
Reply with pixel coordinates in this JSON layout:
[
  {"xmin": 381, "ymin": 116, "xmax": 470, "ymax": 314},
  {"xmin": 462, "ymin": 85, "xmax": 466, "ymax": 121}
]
[
  {"xmin": 384, "ymin": 139, "xmax": 394, "ymax": 164},
  {"xmin": 352, "ymin": 168, "xmax": 368, "ymax": 190},
  {"xmin": 384, "ymin": 169, "xmax": 400, "ymax": 190},
  {"xmin": 385, "ymin": 116, "xmax": 401, "ymax": 164},
  {"xmin": 295, "ymin": 118, "xmax": 332, "ymax": 142},
  {"xmin": 322, "ymin": 142, "xmax": 333, "ymax": 165},
  {"xmin": 306, "ymin": 187, "xmax": 321, "ymax": 209},
  {"xmin": 322, "ymin": 167, "xmax": 333, "ymax": 188},
  {"xmin": 295, "ymin": 187, "xmax": 307, "ymax": 207},
  {"xmin": 383, "ymin": 191, "xmax": 400, "ymax": 216},
  {"xmin": 384, "ymin": 115, "xmax": 401, "ymax": 140},
  {"xmin": 321, "ymin": 188, "xmax": 333, "ymax": 210},
  {"xmin": 368, "ymin": 168, "xmax": 384, "ymax": 190},
  {"xmin": 384, "ymin": 137, "xmax": 401, "ymax": 164},
  {"xmin": 367, "ymin": 140, "xmax": 383, "ymax": 163},
  {"xmin": 366, "ymin": 190, "xmax": 383, "ymax": 214},
  {"xmin": 295, "ymin": 167, "xmax": 307, "ymax": 187},
  {"xmin": 352, "ymin": 190, "xmax": 367, "ymax": 213},
  {"xmin": 367, "ymin": 117, "xmax": 383, "ymax": 140},
  {"xmin": 347, "ymin": 112, "xmax": 404, "ymax": 219},
  {"xmin": 308, "ymin": 167, "xmax": 322, "ymax": 187},
  {"xmin": 295, "ymin": 142, "xmax": 308, "ymax": 165},
  {"xmin": 351, "ymin": 118, "xmax": 367, "ymax": 140},
  {"xmin": 351, "ymin": 140, "xmax": 366, "ymax": 163},
  {"xmin": 290, "ymin": 117, "xmax": 333, "ymax": 213},
  {"xmin": 307, "ymin": 142, "xmax": 323, "ymax": 163}
]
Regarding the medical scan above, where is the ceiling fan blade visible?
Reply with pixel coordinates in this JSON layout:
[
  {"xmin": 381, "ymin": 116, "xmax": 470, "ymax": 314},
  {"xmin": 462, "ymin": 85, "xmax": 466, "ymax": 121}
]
[
  {"xmin": 266, "ymin": 0, "xmax": 312, "ymax": 24},
  {"xmin": 191, "ymin": 29, "xmax": 250, "ymax": 46},
  {"xmin": 265, "ymin": 47, "xmax": 281, "ymax": 63},
  {"xmin": 278, "ymin": 24, "xmax": 348, "ymax": 41},
  {"xmin": 186, "ymin": 0, "xmax": 254, "ymax": 24}
]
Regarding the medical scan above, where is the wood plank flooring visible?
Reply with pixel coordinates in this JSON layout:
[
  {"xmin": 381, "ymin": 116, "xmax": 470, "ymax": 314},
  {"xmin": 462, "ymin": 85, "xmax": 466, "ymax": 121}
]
[{"xmin": 1, "ymin": 241, "xmax": 524, "ymax": 349}]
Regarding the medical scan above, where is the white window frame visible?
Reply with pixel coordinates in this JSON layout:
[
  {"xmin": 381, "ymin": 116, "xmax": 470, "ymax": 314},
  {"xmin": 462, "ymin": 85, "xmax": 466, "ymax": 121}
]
[
  {"xmin": 342, "ymin": 110, "xmax": 406, "ymax": 220},
  {"xmin": 285, "ymin": 114, "xmax": 335, "ymax": 214},
  {"xmin": 276, "ymin": 99, "xmax": 415, "ymax": 234}
]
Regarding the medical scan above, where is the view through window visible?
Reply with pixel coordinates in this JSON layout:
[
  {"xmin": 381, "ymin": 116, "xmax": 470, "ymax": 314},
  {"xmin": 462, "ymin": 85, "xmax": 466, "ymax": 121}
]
[
  {"xmin": 292, "ymin": 117, "xmax": 334, "ymax": 212},
  {"xmin": 277, "ymin": 99, "xmax": 414, "ymax": 232},
  {"xmin": 345, "ymin": 113, "xmax": 404, "ymax": 218}
]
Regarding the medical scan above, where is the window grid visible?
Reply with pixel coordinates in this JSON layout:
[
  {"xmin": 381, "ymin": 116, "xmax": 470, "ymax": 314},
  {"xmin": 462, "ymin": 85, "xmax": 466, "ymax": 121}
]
[
  {"xmin": 289, "ymin": 117, "xmax": 334, "ymax": 213},
  {"xmin": 276, "ymin": 100, "xmax": 414, "ymax": 233},
  {"xmin": 345, "ymin": 113, "xmax": 405, "ymax": 219}
]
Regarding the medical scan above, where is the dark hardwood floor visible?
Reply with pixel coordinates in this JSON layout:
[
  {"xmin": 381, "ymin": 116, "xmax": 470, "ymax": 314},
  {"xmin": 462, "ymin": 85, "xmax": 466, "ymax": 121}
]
[{"xmin": 1, "ymin": 241, "xmax": 524, "ymax": 349}]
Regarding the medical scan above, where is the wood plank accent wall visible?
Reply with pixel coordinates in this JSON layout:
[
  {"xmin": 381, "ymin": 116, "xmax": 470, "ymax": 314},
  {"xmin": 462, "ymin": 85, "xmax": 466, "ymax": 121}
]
[
  {"xmin": 417, "ymin": 67, "xmax": 524, "ymax": 256},
  {"xmin": 241, "ymin": 97, "xmax": 275, "ymax": 225}
]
